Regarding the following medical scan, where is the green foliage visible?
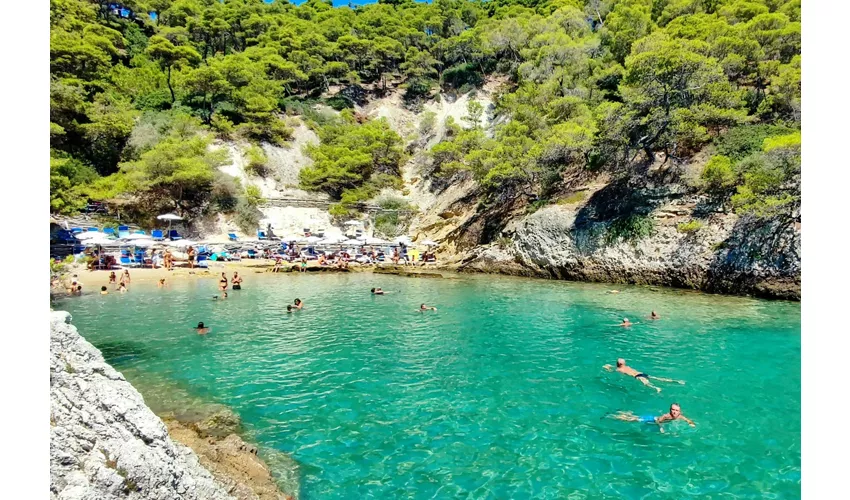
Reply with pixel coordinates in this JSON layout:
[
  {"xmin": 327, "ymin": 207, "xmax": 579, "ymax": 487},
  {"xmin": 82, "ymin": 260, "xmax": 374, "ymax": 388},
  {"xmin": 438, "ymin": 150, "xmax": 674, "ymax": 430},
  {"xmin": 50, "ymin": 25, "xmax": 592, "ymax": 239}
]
[
  {"xmin": 234, "ymin": 198, "xmax": 263, "ymax": 234},
  {"xmin": 714, "ymin": 124, "xmax": 794, "ymax": 161},
  {"xmin": 605, "ymin": 215, "xmax": 656, "ymax": 243},
  {"xmin": 419, "ymin": 111, "xmax": 437, "ymax": 136},
  {"xmin": 244, "ymin": 185, "xmax": 265, "ymax": 206},
  {"xmin": 244, "ymin": 145, "xmax": 269, "ymax": 177},
  {"xmin": 301, "ymin": 112, "xmax": 405, "ymax": 200},
  {"xmin": 701, "ymin": 155, "xmax": 737, "ymax": 191},
  {"xmin": 677, "ymin": 220, "xmax": 704, "ymax": 233},
  {"xmin": 558, "ymin": 191, "xmax": 587, "ymax": 205}
]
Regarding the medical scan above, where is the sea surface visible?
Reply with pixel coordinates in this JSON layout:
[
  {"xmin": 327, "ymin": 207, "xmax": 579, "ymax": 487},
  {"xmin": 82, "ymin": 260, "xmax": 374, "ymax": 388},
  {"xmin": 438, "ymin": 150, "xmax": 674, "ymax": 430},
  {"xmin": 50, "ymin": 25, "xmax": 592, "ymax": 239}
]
[{"xmin": 55, "ymin": 273, "xmax": 801, "ymax": 498}]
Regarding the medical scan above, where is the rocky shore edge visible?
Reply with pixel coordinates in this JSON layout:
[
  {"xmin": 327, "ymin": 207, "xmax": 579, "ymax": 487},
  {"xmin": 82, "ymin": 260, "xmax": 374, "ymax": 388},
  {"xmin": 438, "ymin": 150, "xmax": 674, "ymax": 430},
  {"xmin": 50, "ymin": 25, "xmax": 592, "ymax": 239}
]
[{"xmin": 50, "ymin": 311, "xmax": 297, "ymax": 499}]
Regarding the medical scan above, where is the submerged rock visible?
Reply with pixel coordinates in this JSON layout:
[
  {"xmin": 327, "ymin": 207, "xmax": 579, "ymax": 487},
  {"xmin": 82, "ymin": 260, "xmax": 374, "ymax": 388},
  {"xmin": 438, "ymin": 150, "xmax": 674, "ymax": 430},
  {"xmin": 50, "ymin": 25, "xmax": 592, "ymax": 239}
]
[{"xmin": 50, "ymin": 311, "xmax": 232, "ymax": 499}]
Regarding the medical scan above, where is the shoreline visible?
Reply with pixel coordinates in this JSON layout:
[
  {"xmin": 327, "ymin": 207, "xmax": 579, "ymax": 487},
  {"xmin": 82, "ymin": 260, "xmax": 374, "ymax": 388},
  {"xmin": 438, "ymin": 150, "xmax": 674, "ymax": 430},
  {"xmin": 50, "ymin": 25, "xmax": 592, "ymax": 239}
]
[{"xmin": 53, "ymin": 258, "xmax": 800, "ymax": 302}]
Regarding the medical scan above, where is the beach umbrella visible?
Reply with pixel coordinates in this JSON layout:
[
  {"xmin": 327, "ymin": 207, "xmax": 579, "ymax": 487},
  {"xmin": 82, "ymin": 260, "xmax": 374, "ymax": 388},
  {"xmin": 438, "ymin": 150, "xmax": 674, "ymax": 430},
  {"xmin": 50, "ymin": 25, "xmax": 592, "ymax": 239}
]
[
  {"xmin": 305, "ymin": 236, "xmax": 321, "ymax": 244},
  {"xmin": 319, "ymin": 236, "xmax": 344, "ymax": 245},
  {"xmin": 344, "ymin": 220, "xmax": 362, "ymax": 225},
  {"xmin": 421, "ymin": 240, "xmax": 439, "ymax": 246},
  {"xmin": 157, "ymin": 213, "xmax": 183, "ymax": 232},
  {"xmin": 394, "ymin": 235, "xmax": 412, "ymax": 245},
  {"xmin": 365, "ymin": 237, "xmax": 390, "ymax": 245},
  {"xmin": 125, "ymin": 233, "xmax": 153, "ymax": 240},
  {"xmin": 130, "ymin": 240, "xmax": 154, "ymax": 248},
  {"xmin": 342, "ymin": 239, "xmax": 363, "ymax": 245}
]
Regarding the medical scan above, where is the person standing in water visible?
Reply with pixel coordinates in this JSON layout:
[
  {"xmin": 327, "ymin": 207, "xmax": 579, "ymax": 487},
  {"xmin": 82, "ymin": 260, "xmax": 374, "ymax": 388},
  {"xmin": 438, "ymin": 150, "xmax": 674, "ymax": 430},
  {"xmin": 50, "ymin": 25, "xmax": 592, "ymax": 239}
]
[
  {"xmin": 108, "ymin": 272, "xmax": 117, "ymax": 285},
  {"xmin": 232, "ymin": 272, "xmax": 243, "ymax": 290},
  {"xmin": 293, "ymin": 298, "xmax": 304, "ymax": 310},
  {"xmin": 100, "ymin": 286, "xmax": 108, "ymax": 295},
  {"xmin": 196, "ymin": 322, "xmax": 210, "ymax": 335},
  {"xmin": 603, "ymin": 358, "xmax": 684, "ymax": 392},
  {"xmin": 610, "ymin": 403, "xmax": 695, "ymax": 433},
  {"xmin": 187, "ymin": 245, "xmax": 196, "ymax": 269},
  {"xmin": 219, "ymin": 272, "xmax": 228, "ymax": 291}
]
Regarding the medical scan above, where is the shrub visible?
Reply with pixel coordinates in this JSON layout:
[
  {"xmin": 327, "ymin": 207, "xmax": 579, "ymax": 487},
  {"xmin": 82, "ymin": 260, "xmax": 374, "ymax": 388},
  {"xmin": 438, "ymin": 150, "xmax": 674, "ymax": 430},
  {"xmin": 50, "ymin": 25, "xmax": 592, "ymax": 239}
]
[
  {"xmin": 495, "ymin": 236, "xmax": 513, "ymax": 250},
  {"xmin": 244, "ymin": 145, "xmax": 269, "ymax": 177},
  {"xmin": 233, "ymin": 198, "xmax": 262, "ymax": 234},
  {"xmin": 374, "ymin": 211, "xmax": 407, "ymax": 238},
  {"xmin": 326, "ymin": 96, "xmax": 354, "ymax": 111},
  {"xmin": 605, "ymin": 215, "xmax": 655, "ymax": 243},
  {"xmin": 419, "ymin": 111, "xmax": 437, "ymax": 136},
  {"xmin": 244, "ymin": 185, "xmax": 264, "ymax": 206},
  {"xmin": 441, "ymin": 63, "xmax": 483, "ymax": 91},
  {"xmin": 677, "ymin": 220, "xmax": 704, "ymax": 233},
  {"xmin": 376, "ymin": 195, "xmax": 411, "ymax": 211},
  {"xmin": 701, "ymin": 155, "xmax": 737, "ymax": 191},
  {"xmin": 714, "ymin": 125, "xmax": 795, "ymax": 161},
  {"xmin": 211, "ymin": 173, "xmax": 241, "ymax": 212}
]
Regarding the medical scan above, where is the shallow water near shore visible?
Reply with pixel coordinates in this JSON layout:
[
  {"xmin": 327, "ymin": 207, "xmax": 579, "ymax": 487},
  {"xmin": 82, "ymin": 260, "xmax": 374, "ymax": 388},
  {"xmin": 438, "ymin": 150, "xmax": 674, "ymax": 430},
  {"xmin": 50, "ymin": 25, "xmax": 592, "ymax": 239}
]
[{"xmin": 55, "ymin": 273, "xmax": 801, "ymax": 498}]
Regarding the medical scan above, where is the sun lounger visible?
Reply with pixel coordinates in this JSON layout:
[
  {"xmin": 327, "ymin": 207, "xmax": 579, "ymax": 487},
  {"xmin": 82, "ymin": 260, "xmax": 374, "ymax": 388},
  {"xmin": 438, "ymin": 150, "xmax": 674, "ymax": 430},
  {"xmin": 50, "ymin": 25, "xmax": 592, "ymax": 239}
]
[
  {"xmin": 152, "ymin": 230, "xmax": 164, "ymax": 241},
  {"xmin": 71, "ymin": 227, "xmax": 82, "ymax": 234},
  {"xmin": 257, "ymin": 231, "xmax": 267, "ymax": 240},
  {"xmin": 118, "ymin": 226, "xmax": 130, "ymax": 238},
  {"xmin": 87, "ymin": 227, "xmax": 98, "ymax": 232},
  {"xmin": 168, "ymin": 229, "xmax": 183, "ymax": 240},
  {"xmin": 103, "ymin": 228, "xmax": 116, "ymax": 236},
  {"xmin": 228, "ymin": 233, "xmax": 238, "ymax": 241},
  {"xmin": 134, "ymin": 229, "xmax": 146, "ymax": 235}
]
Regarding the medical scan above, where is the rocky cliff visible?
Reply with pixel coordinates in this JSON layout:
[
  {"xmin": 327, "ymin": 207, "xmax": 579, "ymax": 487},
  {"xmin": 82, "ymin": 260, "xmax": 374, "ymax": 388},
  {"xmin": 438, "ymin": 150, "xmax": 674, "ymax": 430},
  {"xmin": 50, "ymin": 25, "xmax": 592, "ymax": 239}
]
[
  {"xmin": 50, "ymin": 311, "xmax": 232, "ymax": 500},
  {"xmin": 445, "ymin": 178, "xmax": 801, "ymax": 300}
]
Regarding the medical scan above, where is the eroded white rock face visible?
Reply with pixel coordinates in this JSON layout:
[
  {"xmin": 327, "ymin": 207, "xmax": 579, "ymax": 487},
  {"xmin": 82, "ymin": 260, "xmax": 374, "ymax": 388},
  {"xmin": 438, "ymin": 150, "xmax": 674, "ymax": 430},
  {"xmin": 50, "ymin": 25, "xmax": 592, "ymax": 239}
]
[{"xmin": 50, "ymin": 311, "xmax": 232, "ymax": 500}]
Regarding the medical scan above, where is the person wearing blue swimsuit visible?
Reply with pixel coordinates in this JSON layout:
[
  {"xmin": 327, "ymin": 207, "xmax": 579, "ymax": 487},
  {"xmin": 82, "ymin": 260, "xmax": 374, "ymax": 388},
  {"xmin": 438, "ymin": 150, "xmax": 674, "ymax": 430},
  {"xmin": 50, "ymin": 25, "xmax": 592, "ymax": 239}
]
[{"xmin": 611, "ymin": 404, "xmax": 696, "ymax": 433}]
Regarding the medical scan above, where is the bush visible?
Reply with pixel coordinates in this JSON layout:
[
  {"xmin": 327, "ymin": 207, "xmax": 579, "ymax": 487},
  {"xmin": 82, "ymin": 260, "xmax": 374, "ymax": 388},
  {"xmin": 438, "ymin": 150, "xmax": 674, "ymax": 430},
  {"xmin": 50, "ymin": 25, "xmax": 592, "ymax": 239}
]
[
  {"xmin": 714, "ymin": 125, "xmax": 795, "ymax": 161},
  {"xmin": 326, "ymin": 96, "xmax": 354, "ymax": 111},
  {"xmin": 233, "ymin": 198, "xmax": 262, "ymax": 234},
  {"xmin": 374, "ymin": 211, "xmax": 406, "ymax": 238},
  {"xmin": 605, "ymin": 215, "xmax": 655, "ymax": 243},
  {"xmin": 211, "ymin": 173, "xmax": 241, "ymax": 212},
  {"xmin": 558, "ymin": 191, "xmax": 587, "ymax": 205},
  {"xmin": 244, "ymin": 185, "xmax": 264, "ymax": 206},
  {"xmin": 419, "ymin": 111, "xmax": 437, "ymax": 137},
  {"xmin": 677, "ymin": 220, "xmax": 704, "ymax": 233},
  {"xmin": 375, "ymin": 195, "xmax": 411, "ymax": 211},
  {"xmin": 244, "ymin": 145, "xmax": 269, "ymax": 177},
  {"xmin": 441, "ymin": 63, "xmax": 483, "ymax": 91},
  {"xmin": 701, "ymin": 155, "xmax": 737, "ymax": 191},
  {"xmin": 495, "ymin": 236, "xmax": 513, "ymax": 250}
]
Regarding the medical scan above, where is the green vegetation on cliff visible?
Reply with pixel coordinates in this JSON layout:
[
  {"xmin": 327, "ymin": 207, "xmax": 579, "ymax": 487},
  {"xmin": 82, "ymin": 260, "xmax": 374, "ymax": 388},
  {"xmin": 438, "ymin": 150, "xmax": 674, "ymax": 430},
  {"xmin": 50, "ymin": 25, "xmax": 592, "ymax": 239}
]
[{"xmin": 50, "ymin": 0, "xmax": 801, "ymax": 223}]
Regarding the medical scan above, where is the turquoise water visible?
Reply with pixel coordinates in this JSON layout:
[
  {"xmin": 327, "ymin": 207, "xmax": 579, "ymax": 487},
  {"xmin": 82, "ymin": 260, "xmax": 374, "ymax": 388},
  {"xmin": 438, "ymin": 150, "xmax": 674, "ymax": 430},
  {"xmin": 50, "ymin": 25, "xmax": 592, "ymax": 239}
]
[{"xmin": 55, "ymin": 273, "xmax": 801, "ymax": 498}]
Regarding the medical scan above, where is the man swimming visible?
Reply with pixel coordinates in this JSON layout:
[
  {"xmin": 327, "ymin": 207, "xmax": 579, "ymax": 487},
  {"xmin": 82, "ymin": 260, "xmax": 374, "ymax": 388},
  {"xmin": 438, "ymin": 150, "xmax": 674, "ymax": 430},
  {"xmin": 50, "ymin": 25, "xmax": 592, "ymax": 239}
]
[
  {"xmin": 603, "ymin": 358, "xmax": 684, "ymax": 392},
  {"xmin": 620, "ymin": 318, "xmax": 633, "ymax": 327},
  {"xmin": 610, "ymin": 403, "xmax": 695, "ymax": 433},
  {"xmin": 196, "ymin": 322, "xmax": 210, "ymax": 335},
  {"xmin": 371, "ymin": 288, "xmax": 385, "ymax": 295},
  {"xmin": 419, "ymin": 303, "xmax": 437, "ymax": 312},
  {"xmin": 293, "ymin": 298, "xmax": 303, "ymax": 309},
  {"xmin": 100, "ymin": 286, "xmax": 108, "ymax": 295},
  {"xmin": 650, "ymin": 311, "xmax": 660, "ymax": 320}
]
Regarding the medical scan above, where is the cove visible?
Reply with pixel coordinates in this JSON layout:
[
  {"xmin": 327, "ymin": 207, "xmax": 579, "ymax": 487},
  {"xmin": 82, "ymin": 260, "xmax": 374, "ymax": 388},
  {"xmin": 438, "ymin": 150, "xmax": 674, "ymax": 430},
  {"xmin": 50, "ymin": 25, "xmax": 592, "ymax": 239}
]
[{"xmin": 55, "ymin": 273, "xmax": 800, "ymax": 498}]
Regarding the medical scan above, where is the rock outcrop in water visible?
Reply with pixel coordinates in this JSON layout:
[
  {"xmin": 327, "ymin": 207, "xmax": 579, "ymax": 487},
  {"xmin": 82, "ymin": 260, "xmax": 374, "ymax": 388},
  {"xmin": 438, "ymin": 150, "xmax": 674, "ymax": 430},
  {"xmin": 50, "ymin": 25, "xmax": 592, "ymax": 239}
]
[
  {"xmin": 50, "ymin": 311, "xmax": 232, "ymax": 499},
  {"xmin": 445, "ymin": 182, "xmax": 800, "ymax": 300}
]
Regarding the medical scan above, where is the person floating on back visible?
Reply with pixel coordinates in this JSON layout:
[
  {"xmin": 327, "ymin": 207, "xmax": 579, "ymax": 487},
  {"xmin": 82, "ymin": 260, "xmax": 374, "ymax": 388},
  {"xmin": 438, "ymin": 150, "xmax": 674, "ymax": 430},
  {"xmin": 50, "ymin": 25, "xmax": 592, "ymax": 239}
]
[
  {"xmin": 419, "ymin": 303, "xmax": 437, "ymax": 312},
  {"xmin": 610, "ymin": 403, "xmax": 695, "ymax": 433},
  {"xmin": 196, "ymin": 322, "xmax": 210, "ymax": 335},
  {"xmin": 603, "ymin": 358, "xmax": 684, "ymax": 393}
]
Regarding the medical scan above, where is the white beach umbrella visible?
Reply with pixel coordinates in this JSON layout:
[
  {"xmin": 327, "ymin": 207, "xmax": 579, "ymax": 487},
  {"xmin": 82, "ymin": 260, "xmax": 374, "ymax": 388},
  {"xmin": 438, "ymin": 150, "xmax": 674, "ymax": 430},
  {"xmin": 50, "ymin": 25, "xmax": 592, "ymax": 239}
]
[
  {"xmin": 75, "ymin": 232, "xmax": 99, "ymax": 240},
  {"xmin": 342, "ymin": 239, "xmax": 363, "ymax": 245},
  {"xmin": 125, "ymin": 233, "xmax": 153, "ymax": 240},
  {"xmin": 305, "ymin": 236, "xmax": 321, "ymax": 244},
  {"xmin": 318, "ymin": 236, "xmax": 344, "ymax": 245},
  {"xmin": 421, "ymin": 240, "xmax": 439, "ymax": 246},
  {"xmin": 344, "ymin": 220, "xmax": 362, "ymax": 225},
  {"xmin": 166, "ymin": 239, "xmax": 197, "ymax": 248},
  {"xmin": 394, "ymin": 235, "xmax": 412, "ymax": 245},
  {"xmin": 129, "ymin": 239, "xmax": 154, "ymax": 248},
  {"xmin": 157, "ymin": 213, "xmax": 183, "ymax": 232},
  {"xmin": 365, "ymin": 237, "xmax": 390, "ymax": 245}
]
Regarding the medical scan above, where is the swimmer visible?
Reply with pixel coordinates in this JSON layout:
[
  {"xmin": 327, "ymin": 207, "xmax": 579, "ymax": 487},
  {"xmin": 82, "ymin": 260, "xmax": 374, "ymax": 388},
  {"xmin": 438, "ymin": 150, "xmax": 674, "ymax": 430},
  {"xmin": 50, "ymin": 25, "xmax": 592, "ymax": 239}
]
[
  {"xmin": 419, "ymin": 303, "xmax": 437, "ymax": 312},
  {"xmin": 196, "ymin": 322, "xmax": 210, "ymax": 335},
  {"xmin": 232, "ymin": 272, "xmax": 242, "ymax": 290},
  {"xmin": 100, "ymin": 285, "xmax": 108, "ymax": 295},
  {"xmin": 649, "ymin": 311, "xmax": 660, "ymax": 320},
  {"xmin": 293, "ymin": 298, "xmax": 303, "ymax": 310},
  {"xmin": 286, "ymin": 304, "xmax": 294, "ymax": 313},
  {"xmin": 73, "ymin": 285, "xmax": 83, "ymax": 295},
  {"xmin": 371, "ymin": 288, "xmax": 385, "ymax": 295},
  {"xmin": 219, "ymin": 272, "xmax": 228, "ymax": 291},
  {"xmin": 607, "ymin": 290, "xmax": 620, "ymax": 294},
  {"xmin": 158, "ymin": 278, "xmax": 166, "ymax": 287},
  {"xmin": 619, "ymin": 318, "xmax": 634, "ymax": 327},
  {"xmin": 603, "ymin": 358, "xmax": 684, "ymax": 392},
  {"xmin": 610, "ymin": 403, "xmax": 695, "ymax": 433},
  {"xmin": 117, "ymin": 283, "xmax": 127, "ymax": 293}
]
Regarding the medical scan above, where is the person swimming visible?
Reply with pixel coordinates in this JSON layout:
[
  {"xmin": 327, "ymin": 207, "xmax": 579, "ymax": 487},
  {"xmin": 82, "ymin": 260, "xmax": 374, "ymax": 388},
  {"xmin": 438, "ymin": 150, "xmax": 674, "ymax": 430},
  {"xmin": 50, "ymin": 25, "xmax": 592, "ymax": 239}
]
[
  {"xmin": 158, "ymin": 278, "xmax": 166, "ymax": 287},
  {"xmin": 419, "ymin": 303, "xmax": 437, "ymax": 312},
  {"xmin": 603, "ymin": 358, "xmax": 684, "ymax": 392},
  {"xmin": 610, "ymin": 403, "xmax": 695, "ymax": 433},
  {"xmin": 100, "ymin": 286, "xmax": 108, "ymax": 295},
  {"xmin": 619, "ymin": 318, "xmax": 633, "ymax": 327},
  {"xmin": 117, "ymin": 283, "xmax": 127, "ymax": 293},
  {"xmin": 293, "ymin": 298, "xmax": 304, "ymax": 309},
  {"xmin": 650, "ymin": 311, "xmax": 660, "ymax": 320},
  {"xmin": 286, "ymin": 304, "xmax": 293, "ymax": 313},
  {"xmin": 196, "ymin": 322, "xmax": 210, "ymax": 335},
  {"xmin": 232, "ymin": 272, "xmax": 242, "ymax": 290},
  {"xmin": 371, "ymin": 288, "xmax": 385, "ymax": 295}
]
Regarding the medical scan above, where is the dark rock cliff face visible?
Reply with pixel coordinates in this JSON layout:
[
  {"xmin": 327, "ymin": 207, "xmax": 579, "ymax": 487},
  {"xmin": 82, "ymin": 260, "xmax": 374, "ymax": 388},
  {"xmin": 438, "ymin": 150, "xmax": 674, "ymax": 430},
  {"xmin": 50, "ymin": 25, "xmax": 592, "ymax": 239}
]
[{"xmin": 453, "ymin": 186, "xmax": 800, "ymax": 300}]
